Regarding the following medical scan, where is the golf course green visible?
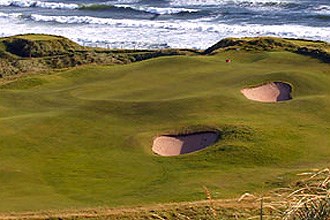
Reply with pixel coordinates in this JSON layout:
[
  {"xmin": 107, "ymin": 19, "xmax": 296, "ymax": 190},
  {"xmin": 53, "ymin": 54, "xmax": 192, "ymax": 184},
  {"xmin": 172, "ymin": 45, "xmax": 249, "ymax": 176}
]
[{"xmin": 0, "ymin": 35, "xmax": 329, "ymax": 214}]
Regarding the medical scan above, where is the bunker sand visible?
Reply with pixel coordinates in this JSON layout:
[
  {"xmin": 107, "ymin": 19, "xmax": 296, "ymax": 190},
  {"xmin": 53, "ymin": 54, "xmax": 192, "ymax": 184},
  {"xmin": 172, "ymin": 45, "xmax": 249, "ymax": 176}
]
[
  {"xmin": 152, "ymin": 132, "xmax": 219, "ymax": 156},
  {"xmin": 241, "ymin": 82, "xmax": 292, "ymax": 102}
]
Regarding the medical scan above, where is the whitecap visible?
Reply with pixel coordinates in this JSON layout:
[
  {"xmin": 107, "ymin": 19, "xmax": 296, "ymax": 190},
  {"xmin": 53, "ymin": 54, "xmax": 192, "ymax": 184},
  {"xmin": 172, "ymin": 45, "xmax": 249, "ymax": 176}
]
[
  {"xmin": 169, "ymin": 0, "xmax": 295, "ymax": 7},
  {"xmin": 0, "ymin": 0, "xmax": 79, "ymax": 9},
  {"xmin": 312, "ymin": 5, "xmax": 330, "ymax": 15}
]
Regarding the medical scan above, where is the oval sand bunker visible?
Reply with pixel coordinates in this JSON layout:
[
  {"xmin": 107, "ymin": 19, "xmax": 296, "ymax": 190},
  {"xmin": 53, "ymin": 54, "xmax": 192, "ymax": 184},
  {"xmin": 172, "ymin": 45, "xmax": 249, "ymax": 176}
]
[
  {"xmin": 241, "ymin": 82, "xmax": 292, "ymax": 102},
  {"xmin": 152, "ymin": 131, "xmax": 219, "ymax": 156}
]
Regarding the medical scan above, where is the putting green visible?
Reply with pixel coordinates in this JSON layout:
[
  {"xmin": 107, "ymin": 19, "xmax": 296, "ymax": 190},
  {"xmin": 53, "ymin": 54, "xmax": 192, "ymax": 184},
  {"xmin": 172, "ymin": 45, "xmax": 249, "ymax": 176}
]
[{"xmin": 0, "ymin": 50, "xmax": 329, "ymax": 212}]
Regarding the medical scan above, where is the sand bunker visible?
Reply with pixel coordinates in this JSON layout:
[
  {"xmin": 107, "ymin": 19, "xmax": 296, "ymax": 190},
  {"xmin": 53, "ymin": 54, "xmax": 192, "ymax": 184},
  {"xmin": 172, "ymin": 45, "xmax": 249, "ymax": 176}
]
[
  {"xmin": 241, "ymin": 82, "xmax": 292, "ymax": 102},
  {"xmin": 152, "ymin": 131, "xmax": 219, "ymax": 156}
]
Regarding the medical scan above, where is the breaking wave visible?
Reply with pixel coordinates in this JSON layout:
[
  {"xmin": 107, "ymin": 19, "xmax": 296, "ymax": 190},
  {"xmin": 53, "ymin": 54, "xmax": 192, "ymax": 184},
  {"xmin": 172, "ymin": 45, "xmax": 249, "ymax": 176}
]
[
  {"xmin": 169, "ymin": 0, "xmax": 298, "ymax": 8},
  {"xmin": 81, "ymin": 4, "xmax": 199, "ymax": 15},
  {"xmin": 0, "ymin": 0, "xmax": 199, "ymax": 15},
  {"xmin": 0, "ymin": 0, "xmax": 79, "ymax": 9}
]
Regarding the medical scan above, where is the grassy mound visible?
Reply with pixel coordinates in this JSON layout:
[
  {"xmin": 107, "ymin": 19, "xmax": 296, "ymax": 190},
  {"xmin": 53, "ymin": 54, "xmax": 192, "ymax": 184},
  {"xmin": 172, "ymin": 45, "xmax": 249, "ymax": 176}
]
[
  {"xmin": 0, "ymin": 34, "xmax": 197, "ymax": 78},
  {"xmin": 204, "ymin": 37, "xmax": 330, "ymax": 63},
  {"xmin": 0, "ymin": 41, "xmax": 329, "ymax": 214},
  {"xmin": 0, "ymin": 34, "xmax": 84, "ymax": 58}
]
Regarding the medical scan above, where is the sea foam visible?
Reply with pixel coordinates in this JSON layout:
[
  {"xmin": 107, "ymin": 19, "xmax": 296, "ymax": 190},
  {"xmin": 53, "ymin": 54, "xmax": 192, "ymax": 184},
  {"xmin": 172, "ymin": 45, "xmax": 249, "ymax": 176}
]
[{"xmin": 1, "ymin": 12, "xmax": 329, "ymax": 50}]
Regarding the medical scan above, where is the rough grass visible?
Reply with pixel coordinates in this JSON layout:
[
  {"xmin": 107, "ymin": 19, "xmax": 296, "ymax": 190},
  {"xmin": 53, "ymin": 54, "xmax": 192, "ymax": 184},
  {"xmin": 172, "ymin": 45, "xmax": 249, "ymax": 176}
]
[
  {"xmin": 278, "ymin": 168, "xmax": 330, "ymax": 220},
  {"xmin": 0, "ymin": 199, "xmax": 258, "ymax": 220},
  {"xmin": 0, "ymin": 169, "xmax": 328, "ymax": 219},
  {"xmin": 0, "ymin": 34, "xmax": 83, "ymax": 57},
  {"xmin": 204, "ymin": 37, "xmax": 330, "ymax": 63},
  {"xmin": 242, "ymin": 168, "xmax": 330, "ymax": 220},
  {"xmin": 0, "ymin": 34, "xmax": 198, "ymax": 78}
]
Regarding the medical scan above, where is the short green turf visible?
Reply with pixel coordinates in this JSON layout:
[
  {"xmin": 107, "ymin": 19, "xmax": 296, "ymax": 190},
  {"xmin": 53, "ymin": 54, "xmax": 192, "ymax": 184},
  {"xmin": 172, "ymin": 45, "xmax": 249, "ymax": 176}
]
[{"xmin": 0, "ymin": 50, "xmax": 329, "ymax": 212}]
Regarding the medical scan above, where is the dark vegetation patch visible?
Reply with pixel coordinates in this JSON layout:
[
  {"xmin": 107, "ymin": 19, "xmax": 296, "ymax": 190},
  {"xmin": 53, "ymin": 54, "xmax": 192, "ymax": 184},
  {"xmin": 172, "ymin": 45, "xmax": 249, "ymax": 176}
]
[
  {"xmin": 2, "ymin": 35, "xmax": 83, "ymax": 58},
  {"xmin": 220, "ymin": 125, "xmax": 255, "ymax": 141}
]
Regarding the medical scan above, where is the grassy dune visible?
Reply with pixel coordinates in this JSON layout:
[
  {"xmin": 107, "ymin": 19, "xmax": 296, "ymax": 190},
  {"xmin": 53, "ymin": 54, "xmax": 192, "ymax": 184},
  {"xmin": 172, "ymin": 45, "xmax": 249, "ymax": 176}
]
[
  {"xmin": 0, "ymin": 34, "xmax": 196, "ymax": 78},
  {"xmin": 0, "ymin": 36, "xmax": 329, "ymax": 216}
]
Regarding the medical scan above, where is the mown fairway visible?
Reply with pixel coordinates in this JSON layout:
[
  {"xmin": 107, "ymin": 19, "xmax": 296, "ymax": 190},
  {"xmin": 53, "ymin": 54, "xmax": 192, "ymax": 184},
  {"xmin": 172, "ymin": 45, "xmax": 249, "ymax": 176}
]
[{"xmin": 0, "ymin": 50, "xmax": 329, "ymax": 212}]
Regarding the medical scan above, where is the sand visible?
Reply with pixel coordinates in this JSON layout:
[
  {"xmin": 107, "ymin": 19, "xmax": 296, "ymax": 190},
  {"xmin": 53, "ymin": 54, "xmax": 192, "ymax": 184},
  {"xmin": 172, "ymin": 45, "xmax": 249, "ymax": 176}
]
[
  {"xmin": 241, "ymin": 82, "xmax": 292, "ymax": 102},
  {"xmin": 152, "ymin": 131, "xmax": 219, "ymax": 156}
]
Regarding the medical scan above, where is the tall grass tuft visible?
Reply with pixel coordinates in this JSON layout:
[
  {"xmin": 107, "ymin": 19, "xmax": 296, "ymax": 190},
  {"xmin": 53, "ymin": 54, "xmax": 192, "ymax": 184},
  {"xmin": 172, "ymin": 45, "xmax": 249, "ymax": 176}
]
[
  {"xmin": 267, "ymin": 168, "xmax": 330, "ymax": 220},
  {"xmin": 203, "ymin": 186, "xmax": 218, "ymax": 219}
]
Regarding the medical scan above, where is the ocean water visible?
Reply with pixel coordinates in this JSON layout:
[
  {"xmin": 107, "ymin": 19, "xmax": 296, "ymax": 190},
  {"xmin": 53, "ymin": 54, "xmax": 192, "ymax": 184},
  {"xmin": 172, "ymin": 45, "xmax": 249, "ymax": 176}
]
[{"xmin": 0, "ymin": 0, "xmax": 329, "ymax": 49}]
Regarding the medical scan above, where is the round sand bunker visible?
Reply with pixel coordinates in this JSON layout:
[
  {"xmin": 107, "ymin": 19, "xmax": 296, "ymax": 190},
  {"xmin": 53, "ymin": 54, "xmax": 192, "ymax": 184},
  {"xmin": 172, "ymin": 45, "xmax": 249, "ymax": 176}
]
[
  {"xmin": 241, "ymin": 82, "xmax": 292, "ymax": 102},
  {"xmin": 152, "ymin": 131, "xmax": 219, "ymax": 156}
]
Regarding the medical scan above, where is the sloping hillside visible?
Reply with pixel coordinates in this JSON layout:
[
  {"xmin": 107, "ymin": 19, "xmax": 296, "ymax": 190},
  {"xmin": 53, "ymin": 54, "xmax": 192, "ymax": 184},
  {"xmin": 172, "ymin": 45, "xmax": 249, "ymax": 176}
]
[{"xmin": 0, "ymin": 38, "xmax": 329, "ymax": 214}]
